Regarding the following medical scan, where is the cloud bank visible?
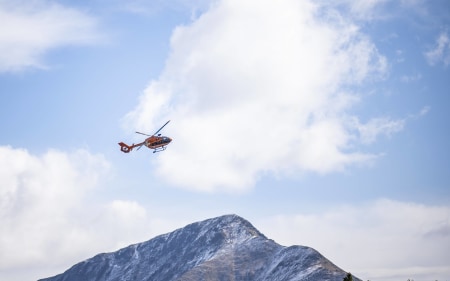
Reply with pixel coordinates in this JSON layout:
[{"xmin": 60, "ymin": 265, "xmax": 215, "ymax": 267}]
[
  {"xmin": 125, "ymin": 0, "xmax": 401, "ymax": 192},
  {"xmin": 257, "ymin": 199, "xmax": 450, "ymax": 281},
  {"xmin": 0, "ymin": 147, "xmax": 145, "ymax": 280},
  {"xmin": 0, "ymin": 146, "xmax": 184, "ymax": 281},
  {"xmin": 0, "ymin": 147, "xmax": 106, "ymax": 275},
  {"xmin": 0, "ymin": 0, "xmax": 101, "ymax": 72}
]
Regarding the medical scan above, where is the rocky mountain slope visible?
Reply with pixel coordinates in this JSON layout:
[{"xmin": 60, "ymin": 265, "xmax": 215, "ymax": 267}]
[{"xmin": 39, "ymin": 214, "xmax": 356, "ymax": 281}]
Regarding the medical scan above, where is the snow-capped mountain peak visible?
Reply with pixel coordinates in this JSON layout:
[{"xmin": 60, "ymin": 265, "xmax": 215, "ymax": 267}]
[{"xmin": 39, "ymin": 214, "xmax": 356, "ymax": 281}]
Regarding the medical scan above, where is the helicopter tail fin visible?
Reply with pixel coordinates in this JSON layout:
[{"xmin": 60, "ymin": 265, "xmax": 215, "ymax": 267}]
[{"xmin": 118, "ymin": 142, "xmax": 132, "ymax": 153}]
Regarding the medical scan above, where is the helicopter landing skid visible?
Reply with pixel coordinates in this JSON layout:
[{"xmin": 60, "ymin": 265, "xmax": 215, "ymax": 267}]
[{"xmin": 153, "ymin": 146, "xmax": 167, "ymax": 153}]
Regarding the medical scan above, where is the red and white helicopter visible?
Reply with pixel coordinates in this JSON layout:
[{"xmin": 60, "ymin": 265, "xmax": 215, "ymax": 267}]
[{"xmin": 119, "ymin": 120, "xmax": 172, "ymax": 153}]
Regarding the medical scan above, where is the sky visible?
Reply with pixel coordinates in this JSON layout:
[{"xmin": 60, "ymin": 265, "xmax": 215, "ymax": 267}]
[{"xmin": 0, "ymin": 0, "xmax": 449, "ymax": 280}]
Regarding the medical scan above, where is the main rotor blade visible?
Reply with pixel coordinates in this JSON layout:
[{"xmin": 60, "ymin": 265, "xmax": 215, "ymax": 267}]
[
  {"xmin": 153, "ymin": 120, "xmax": 170, "ymax": 136},
  {"xmin": 135, "ymin": 131, "xmax": 152, "ymax": 136},
  {"xmin": 135, "ymin": 120, "xmax": 170, "ymax": 137}
]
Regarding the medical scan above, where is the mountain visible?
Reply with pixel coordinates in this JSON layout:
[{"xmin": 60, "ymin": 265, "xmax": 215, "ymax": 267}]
[{"xmin": 39, "ymin": 214, "xmax": 357, "ymax": 281}]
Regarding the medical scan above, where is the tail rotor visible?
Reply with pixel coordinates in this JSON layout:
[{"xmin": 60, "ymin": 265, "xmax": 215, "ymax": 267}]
[{"xmin": 118, "ymin": 142, "xmax": 132, "ymax": 153}]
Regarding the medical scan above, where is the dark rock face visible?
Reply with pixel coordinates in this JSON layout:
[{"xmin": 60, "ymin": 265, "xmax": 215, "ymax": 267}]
[{"xmin": 39, "ymin": 214, "xmax": 354, "ymax": 281}]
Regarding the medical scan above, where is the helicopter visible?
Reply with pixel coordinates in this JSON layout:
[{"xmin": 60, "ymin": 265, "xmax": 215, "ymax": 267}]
[{"xmin": 119, "ymin": 120, "xmax": 172, "ymax": 153}]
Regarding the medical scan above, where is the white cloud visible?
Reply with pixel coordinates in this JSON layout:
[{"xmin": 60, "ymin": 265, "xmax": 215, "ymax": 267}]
[
  {"xmin": 256, "ymin": 199, "xmax": 450, "ymax": 281},
  {"xmin": 345, "ymin": 0, "xmax": 390, "ymax": 20},
  {"xmin": 126, "ymin": 0, "xmax": 400, "ymax": 191},
  {"xmin": 352, "ymin": 105, "xmax": 429, "ymax": 145},
  {"xmin": 124, "ymin": 0, "xmax": 400, "ymax": 192},
  {"xmin": 0, "ymin": 146, "xmax": 188, "ymax": 281},
  {"xmin": 318, "ymin": 0, "xmax": 392, "ymax": 22},
  {"xmin": 96, "ymin": 200, "xmax": 151, "ymax": 249},
  {"xmin": 0, "ymin": 146, "xmax": 108, "ymax": 262},
  {"xmin": 0, "ymin": 146, "xmax": 111, "ymax": 280},
  {"xmin": 0, "ymin": 0, "xmax": 101, "ymax": 72},
  {"xmin": 400, "ymin": 73, "xmax": 422, "ymax": 83},
  {"xmin": 425, "ymin": 31, "xmax": 450, "ymax": 67},
  {"xmin": 354, "ymin": 117, "xmax": 405, "ymax": 144}
]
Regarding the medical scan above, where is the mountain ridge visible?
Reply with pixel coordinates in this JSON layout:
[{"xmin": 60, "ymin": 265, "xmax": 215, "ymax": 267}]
[{"xmin": 39, "ymin": 214, "xmax": 357, "ymax": 281}]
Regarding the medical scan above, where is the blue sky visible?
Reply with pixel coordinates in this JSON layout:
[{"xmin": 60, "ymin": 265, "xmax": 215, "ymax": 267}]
[{"xmin": 0, "ymin": 0, "xmax": 449, "ymax": 281}]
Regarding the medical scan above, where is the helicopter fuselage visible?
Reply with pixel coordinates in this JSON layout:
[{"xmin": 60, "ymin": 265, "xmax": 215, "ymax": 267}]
[{"xmin": 145, "ymin": 135, "xmax": 172, "ymax": 149}]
